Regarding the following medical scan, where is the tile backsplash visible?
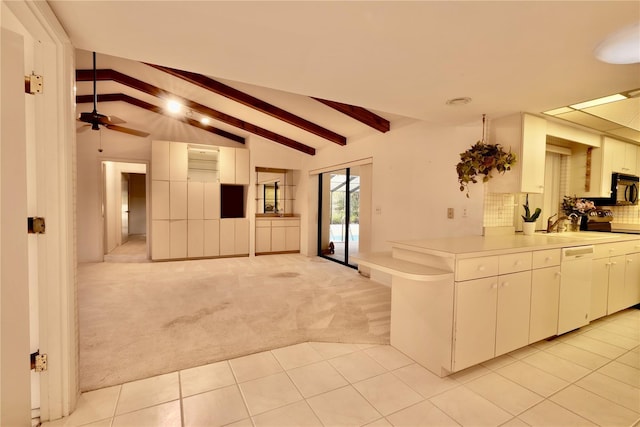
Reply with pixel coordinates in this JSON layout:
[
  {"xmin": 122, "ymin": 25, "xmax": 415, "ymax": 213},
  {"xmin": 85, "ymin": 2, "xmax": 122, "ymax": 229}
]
[
  {"xmin": 609, "ymin": 205, "xmax": 640, "ymax": 223},
  {"xmin": 483, "ymin": 192, "xmax": 516, "ymax": 227}
]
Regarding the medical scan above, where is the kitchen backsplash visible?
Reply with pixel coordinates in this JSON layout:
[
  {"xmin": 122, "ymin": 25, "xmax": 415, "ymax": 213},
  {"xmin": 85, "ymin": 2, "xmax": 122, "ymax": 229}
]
[
  {"xmin": 609, "ymin": 204, "xmax": 640, "ymax": 224},
  {"xmin": 483, "ymin": 192, "xmax": 516, "ymax": 227}
]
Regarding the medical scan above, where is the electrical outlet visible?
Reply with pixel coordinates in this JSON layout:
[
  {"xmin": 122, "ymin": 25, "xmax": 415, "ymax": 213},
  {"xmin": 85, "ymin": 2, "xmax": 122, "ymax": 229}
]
[
  {"xmin": 463, "ymin": 208, "xmax": 468, "ymax": 218},
  {"xmin": 447, "ymin": 208, "xmax": 454, "ymax": 219}
]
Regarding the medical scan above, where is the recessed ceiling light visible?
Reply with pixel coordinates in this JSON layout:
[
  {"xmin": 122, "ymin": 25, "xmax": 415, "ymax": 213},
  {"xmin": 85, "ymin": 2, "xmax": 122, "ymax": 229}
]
[
  {"xmin": 570, "ymin": 94, "xmax": 627, "ymax": 110},
  {"xmin": 446, "ymin": 97, "xmax": 472, "ymax": 106},
  {"xmin": 200, "ymin": 117, "xmax": 210, "ymax": 125},
  {"xmin": 543, "ymin": 107, "xmax": 574, "ymax": 116},
  {"xmin": 166, "ymin": 100, "xmax": 182, "ymax": 113},
  {"xmin": 595, "ymin": 22, "xmax": 640, "ymax": 64}
]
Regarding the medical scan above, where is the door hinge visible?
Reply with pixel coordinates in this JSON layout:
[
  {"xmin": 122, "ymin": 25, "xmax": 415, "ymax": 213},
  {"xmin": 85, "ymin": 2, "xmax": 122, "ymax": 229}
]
[
  {"xmin": 28, "ymin": 217, "xmax": 46, "ymax": 234},
  {"xmin": 24, "ymin": 74, "xmax": 43, "ymax": 94},
  {"xmin": 30, "ymin": 350, "xmax": 47, "ymax": 372}
]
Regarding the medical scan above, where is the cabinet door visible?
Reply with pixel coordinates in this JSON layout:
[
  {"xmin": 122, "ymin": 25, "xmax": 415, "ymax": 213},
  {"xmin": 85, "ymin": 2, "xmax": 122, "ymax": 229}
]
[
  {"xmin": 530, "ymin": 266, "xmax": 561, "ymax": 343},
  {"xmin": 255, "ymin": 226, "xmax": 272, "ymax": 253},
  {"xmin": 623, "ymin": 252, "xmax": 640, "ymax": 308},
  {"xmin": 169, "ymin": 220, "xmax": 187, "ymax": 259},
  {"xmin": 235, "ymin": 218, "xmax": 249, "ymax": 255},
  {"xmin": 169, "ymin": 141, "xmax": 188, "ymax": 181},
  {"xmin": 285, "ymin": 226, "xmax": 300, "ymax": 251},
  {"xmin": 219, "ymin": 147, "xmax": 235, "ymax": 184},
  {"xmin": 271, "ymin": 226, "xmax": 286, "ymax": 252},
  {"xmin": 235, "ymin": 149, "xmax": 250, "ymax": 185},
  {"xmin": 219, "ymin": 218, "xmax": 235, "ymax": 256},
  {"xmin": 607, "ymin": 255, "xmax": 627, "ymax": 314},
  {"xmin": 520, "ymin": 114, "xmax": 547, "ymax": 193},
  {"xmin": 151, "ymin": 180, "xmax": 170, "ymax": 220},
  {"xmin": 203, "ymin": 219, "xmax": 220, "ymax": 257},
  {"xmin": 188, "ymin": 181, "xmax": 204, "ymax": 220},
  {"xmin": 187, "ymin": 219, "xmax": 204, "ymax": 258},
  {"xmin": 170, "ymin": 181, "xmax": 187, "ymax": 219},
  {"xmin": 151, "ymin": 141, "xmax": 170, "ymax": 180},
  {"xmin": 495, "ymin": 271, "xmax": 532, "ymax": 356},
  {"xmin": 151, "ymin": 220, "xmax": 170, "ymax": 260},
  {"xmin": 453, "ymin": 277, "xmax": 497, "ymax": 371},
  {"xmin": 590, "ymin": 258, "xmax": 610, "ymax": 321},
  {"xmin": 203, "ymin": 182, "xmax": 220, "ymax": 219}
]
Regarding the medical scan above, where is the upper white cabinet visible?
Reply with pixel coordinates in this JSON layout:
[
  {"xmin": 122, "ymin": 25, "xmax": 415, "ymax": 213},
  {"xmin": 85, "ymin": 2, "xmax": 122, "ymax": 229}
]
[
  {"xmin": 152, "ymin": 141, "xmax": 170, "ymax": 180},
  {"xmin": 170, "ymin": 142, "xmax": 188, "ymax": 181},
  {"xmin": 486, "ymin": 113, "xmax": 547, "ymax": 194},
  {"xmin": 219, "ymin": 147, "xmax": 250, "ymax": 184},
  {"xmin": 609, "ymin": 137, "xmax": 637, "ymax": 175}
]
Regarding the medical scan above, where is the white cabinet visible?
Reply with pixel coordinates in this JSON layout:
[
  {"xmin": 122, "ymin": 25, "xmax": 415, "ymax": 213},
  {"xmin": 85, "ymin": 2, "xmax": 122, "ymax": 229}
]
[
  {"xmin": 219, "ymin": 147, "xmax": 249, "ymax": 184},
  {"xmin": 187, "ymin": 219, "xmax": 204, "ymax": 258},
  {"xmin": 254, "ymin": 218, "xmax": 301, "ymax": 254},
  {"xmin": 622, "ymin": 252, "xmax": 640, "ymax": 311},
  {"xmin": 188, "ymin": 182, "xmax": 204, "ymax": 220},
  {"xmin": 203, "ymin": 182, "xmax": 220, "ymax": 219},
  {"xmin": 152, "ymin": 141, "xmax": 170, "ymax": 181},
  {"xmin": 220, "ymin": 218, "xmax": 249, "ymax": 256},
  {"xmin": 169, "ymin": 141, "xmax": 188, "ymax": 181},
  {"xmin": 609, "ymin": 137, "xmax": 637, "ymax": 175},
  {"xmin": 530, "ymin": 266, "xmax": 561, "ymax": 342},
  {"xmin": 151, "ymin": 220, "xmax": 170, "ymax": 260},
  {"xmin": 486, "ymin": 113, "xmax": 547, "ymax": 194},
  {"xmin": 453, "ymin": 277, "xmax": 497, "ymax": 371},
  {"xmin": 169, "ymin": 220, "xmax": 187, "ymax": 259},
  {"xmin": 203, "ymin": 219, "xmax": 220, "ymax": 257},
  {"xmin": 495, "ymin": 271, "xmax": 532, "ymax": 356},
  {"xmin": 591, "ymin": 255, "xmax": 624, "ymax": 319},
  {"xmin": 152, "ymin": 180, "xmax": 170, "ymax": 219},
  {"xmin": 453, "ymin": 252, "xmax": 532, "ymax": 370},
  {"xmin": 170, "ymin": 181, "xmax": 187, "ymax": 219}
]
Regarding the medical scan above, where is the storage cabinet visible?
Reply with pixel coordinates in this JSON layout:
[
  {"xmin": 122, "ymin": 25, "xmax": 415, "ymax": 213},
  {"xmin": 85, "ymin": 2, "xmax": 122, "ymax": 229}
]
[
  {"xmin": 219, "ymin": 147, "xmax": 249, "ymax": 184},
  {"xmin": 187, "ymin": 219, "xmax": 204, "ymax": 257},
  {"xmin": 169, "ymin": 141, "xmax": 188, "ymax": 181},
  {"xmin": 187, "ymin": 182, "xmax": 204, "ymax": 220},
  {"xmin": 152, "ymin": 180, "xmax": 170, "ymax": 219},
  {"xmin": 530, "ymin": 266, "xmax": 561, "ymax": 342},
  {"xmin": 220, "ymin": 218, "xmax": 249, "ymax": 256},
  {"xmin": 254, "ymin": 218, "xmax": 300, "ymax": 255},
  {"xmin": 203, "ymin": 219, "xmax": 220, "ymax": 257},
  {"xmin": 622, "ymin": 251, "xmax": 640, "ymax": 310},
  {"xmin": 152, "ymin": 141, "xmax": 170, "ymax": 181},
  {"xmin": 169, "ymin": 181, "xmax": 187, "ymax": 219},
  {"xmin": 151, "ymin": 220, "xmax": 170, "ymax": 260},
  {"xmin": 453, "ymin": 251, "xmax": 532, "ymax": 370},
  {"xmin": 486, "ymin": 113, "xmax": 547, "ymax": 194},
  {"xmin": 203, "ymin": 182, "xmax": 220, "ymax": 219},
  {"xmin": 169, "ymin": 220, "xmax": 187, "ymax": 259}
]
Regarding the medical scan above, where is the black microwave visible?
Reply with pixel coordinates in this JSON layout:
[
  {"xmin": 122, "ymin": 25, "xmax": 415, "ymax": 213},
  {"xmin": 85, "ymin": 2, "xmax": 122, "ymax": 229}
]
[{"xmin": 590, "ymin": 173, "xmax": 639, "ymax": 206}]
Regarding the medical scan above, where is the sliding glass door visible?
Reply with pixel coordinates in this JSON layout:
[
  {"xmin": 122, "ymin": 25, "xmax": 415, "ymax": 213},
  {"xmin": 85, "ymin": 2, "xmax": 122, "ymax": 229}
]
[{"xmin": 318, "ymin": 167, "xmax": 360, "ymax": 267}]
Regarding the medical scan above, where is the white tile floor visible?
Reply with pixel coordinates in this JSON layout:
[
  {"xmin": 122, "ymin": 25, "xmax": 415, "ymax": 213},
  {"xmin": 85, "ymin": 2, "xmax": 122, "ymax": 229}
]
[{"xmin": 44, "ymin": 309, "xmax": 640, "ymax": 427}]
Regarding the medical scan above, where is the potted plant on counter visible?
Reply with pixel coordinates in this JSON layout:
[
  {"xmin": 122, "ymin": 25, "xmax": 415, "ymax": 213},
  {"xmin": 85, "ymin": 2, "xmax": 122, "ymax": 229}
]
[{"xmin": 521, "ymin": 194, "xmax": 541, "ymax": 235}]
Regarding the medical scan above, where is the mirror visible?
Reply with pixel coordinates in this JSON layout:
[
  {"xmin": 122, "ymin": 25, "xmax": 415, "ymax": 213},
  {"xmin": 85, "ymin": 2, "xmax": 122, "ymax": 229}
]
[{"xmin": 256, "ymin": 167, "xmax": 295, "ymax": 215}]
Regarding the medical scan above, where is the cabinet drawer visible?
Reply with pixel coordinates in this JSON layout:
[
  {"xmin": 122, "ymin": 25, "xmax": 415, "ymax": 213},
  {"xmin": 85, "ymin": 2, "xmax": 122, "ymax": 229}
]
[
  {"xmin": 456, "ymin": 256, "xmax": 499, "ymax": 281},
  {"xmin": 594, "ymin": 242, "xmax": 628, "ymax": 258},
  {"xmin": 532, "ymin": 249, "xmax": 561, "ymax": 269},
  {"xmin": 256, "ymin": 220, "xmax": 271, "ymax": 228},
  {"xmin": 499, "ymin": 252, "xmax": 532, "ymax": 274}
]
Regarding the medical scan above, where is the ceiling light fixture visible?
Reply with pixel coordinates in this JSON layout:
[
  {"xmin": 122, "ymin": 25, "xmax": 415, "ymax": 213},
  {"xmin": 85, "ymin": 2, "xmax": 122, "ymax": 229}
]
[
  {"xmin": 595, "ymin": 21, "xmax": 640, "ymax": 64},
  {"xmin": 543, "ymin": 107, "xmax": 574, "ymax": 116},
  {"xmin": 200, "ymin": 117, "xmax": 210, "ymax": 125},
  {"xmin": 570, "ymin": 94, "xmax": 627, "ymax": 110},
  {"xmin": 166, "ymin": 100, "xmax": 182, "ymax": 114},
  {"xmin": 446, "ymin": 97, "xmax": 472, "ymax": 106}
]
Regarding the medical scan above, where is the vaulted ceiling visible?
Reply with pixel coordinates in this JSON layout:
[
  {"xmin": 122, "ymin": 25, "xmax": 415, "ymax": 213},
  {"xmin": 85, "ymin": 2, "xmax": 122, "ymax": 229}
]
[{"xmin": 55, "ymin": 1, "xmax": 640, "ymax": 149}]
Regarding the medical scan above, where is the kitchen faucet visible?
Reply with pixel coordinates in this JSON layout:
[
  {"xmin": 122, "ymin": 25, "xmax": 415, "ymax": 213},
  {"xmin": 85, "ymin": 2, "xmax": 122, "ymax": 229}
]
[{"xmin": 547, "ymin": 213, "xmax": 568, "ymax": 233}]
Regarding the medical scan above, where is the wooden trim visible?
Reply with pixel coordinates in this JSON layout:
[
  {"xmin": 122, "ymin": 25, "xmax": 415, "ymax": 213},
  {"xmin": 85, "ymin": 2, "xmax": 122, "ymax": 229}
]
[
  {"xmin": 313, "ymin": 98, "xmax": 390, "ymax": 133},
  {"xmin": 76, "ymin": 69, "xmax": 316, "ymax": 155},
  {"xmin": 148, "ymin": 64, "xmax": 347, "ymax": 146},
  {"xmin": 76, "ymin": 93, "xmax": 245, "ymax": 143},
  {"xmin": 308, "ymin": 157, "xmax": 373, "ymax": 175},
  {"xmin": 255, "ymin": 166, "xmax": 288, "ymax": 173}
]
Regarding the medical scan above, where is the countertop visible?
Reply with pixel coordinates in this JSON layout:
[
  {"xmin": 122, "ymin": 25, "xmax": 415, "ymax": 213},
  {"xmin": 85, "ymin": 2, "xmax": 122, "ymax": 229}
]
[{"xmin": 390, "ymin": 231, "xmax": 640, "ymax": 259}]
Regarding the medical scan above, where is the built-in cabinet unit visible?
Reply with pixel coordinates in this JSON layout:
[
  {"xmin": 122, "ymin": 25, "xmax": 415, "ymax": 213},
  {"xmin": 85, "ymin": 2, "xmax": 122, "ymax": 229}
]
[
  {"xmin": 151, "ymin": 140, "xmax": 248, "ymax": 260},
  {"xmin": 486, "ymin": 113, "xmax": 547, "ymax": 194},
  {"xmin": 255, "ymin": 218, "xmax": 300, "ymax": 254},
  {"xmin": 529, "ymin": 249, "xmax": 561, "ymax": 342},
  {"xmin": 453, "ymin": 252, "xmax": 532, "ymax": 371},
  {"xmin": 591, "ymin": 240, "xmax": 640, "ymax": 317}
]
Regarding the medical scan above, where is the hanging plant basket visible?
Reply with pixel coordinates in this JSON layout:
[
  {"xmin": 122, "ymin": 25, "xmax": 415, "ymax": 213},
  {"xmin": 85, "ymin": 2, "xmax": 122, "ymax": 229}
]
[{"xmin": 456, "ymin": 140, "xmax": 517, "ymax": 197}]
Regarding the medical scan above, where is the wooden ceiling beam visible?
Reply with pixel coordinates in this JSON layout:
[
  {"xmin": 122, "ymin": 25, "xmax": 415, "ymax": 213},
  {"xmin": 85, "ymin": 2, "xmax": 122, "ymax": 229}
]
[
  {"xmin": 76, "ymin": 69, "xmax": 316, "ymax": 155},
  {"xmin": 76, "ymin": 93, "xmax": 246, "ymax": 143},
  {"xmin": 313, "ymin": 98, "xmax": 390, "ymax": 133},
  {"xmin": 147, "ymin": 64, "xmax": 347, "ymax": 146}
]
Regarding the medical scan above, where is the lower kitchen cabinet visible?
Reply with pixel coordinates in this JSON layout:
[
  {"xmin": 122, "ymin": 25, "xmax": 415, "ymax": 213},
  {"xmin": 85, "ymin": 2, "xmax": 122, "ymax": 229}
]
[
  {"xmin": 151, "ymin": 220, "xmax": 170, "ymax": 260},
  {"xmin": 203, "ymin": 219, "xmax": 220, "ymax": 257},
  {"xmin": 169, "ymin": 220, "xmax": 187, "ymax": 259},
  {"xmin": 622, "ymin": 252, "xmax": 640, "ymax": 310},
  {"xmin": 255, "ymin": 220, "xmax": 272, "ymax": 253},
  {"xmin": 592, "ymin": 255, "xmax": 624, "ymax": 319},
  {"xmin": 187, "ymin": 219, "xmax": 204, "ymax": 257},
  {"xmin": 530, "ymin": 266, "xmax": 561, "ymax": 342},
  {"xmin": 495, "ymin": 271, "xmax": 531, "ymax": 356},
  {"xmin": 255, "ymin": 217, "xmax": 300, "ymax": 255},
  {"xmin": 453, "ymin": 277, "xmax": 497, "ymax": 371},
  {"xmin": 220, "ymin": 218, "xmax": 249, "ymax": 256}
]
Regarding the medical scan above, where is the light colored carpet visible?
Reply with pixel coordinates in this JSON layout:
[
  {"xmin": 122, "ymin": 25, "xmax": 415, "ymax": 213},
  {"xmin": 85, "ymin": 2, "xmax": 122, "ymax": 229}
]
[{"xmin": 78, "ymin": 254, "xmax": 391, "ymax": 391}]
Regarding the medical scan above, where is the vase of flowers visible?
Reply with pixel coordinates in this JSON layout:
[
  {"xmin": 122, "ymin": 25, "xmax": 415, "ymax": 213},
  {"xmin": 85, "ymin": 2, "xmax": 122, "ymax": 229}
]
[{"xmin": 561, "ymin": 196, "xmax": 595, "ymax": 231}]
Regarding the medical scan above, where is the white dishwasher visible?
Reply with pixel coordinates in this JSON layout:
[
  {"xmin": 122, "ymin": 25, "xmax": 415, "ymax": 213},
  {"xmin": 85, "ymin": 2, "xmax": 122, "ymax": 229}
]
[{"xmin": 558, "ymin": 245, "xmax": 594, "ymax": 335}]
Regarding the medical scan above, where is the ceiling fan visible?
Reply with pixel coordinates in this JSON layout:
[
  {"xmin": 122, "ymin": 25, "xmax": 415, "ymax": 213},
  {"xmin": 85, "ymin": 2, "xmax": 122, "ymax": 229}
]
[{"xmin": 77, "ymin": 52, "xmax": 150, "ymax": 137}]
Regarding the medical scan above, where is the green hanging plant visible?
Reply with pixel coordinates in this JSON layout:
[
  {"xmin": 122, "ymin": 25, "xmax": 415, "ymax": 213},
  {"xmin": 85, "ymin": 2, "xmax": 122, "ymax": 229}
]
[{"xmin": 456, "ymin": 115, "xmax": 517, "ymax": 197}]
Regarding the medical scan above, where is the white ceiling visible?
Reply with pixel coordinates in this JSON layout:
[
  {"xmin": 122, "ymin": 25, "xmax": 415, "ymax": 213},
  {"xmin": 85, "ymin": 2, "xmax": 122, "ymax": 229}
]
[{"xmin": 49, "ymin": 1, "xmax": 640, "ymax": 143}]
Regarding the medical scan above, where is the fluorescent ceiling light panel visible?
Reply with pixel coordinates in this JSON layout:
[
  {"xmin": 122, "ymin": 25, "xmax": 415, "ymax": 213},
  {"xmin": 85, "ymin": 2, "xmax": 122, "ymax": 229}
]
[
  {"xmin": 167, "ymin": 100, "xmax": 182, "ymax": 113},
  {"xmin": 543, "ymin": 107, "xmax": 574, "ymax": 116},
  {"xmin": 595, "ymin": 22, "xmax": 640, "ymax": 64},
  {"xmin": 570, "ymin": 94, "xmax": 627, "ymax": 110}
]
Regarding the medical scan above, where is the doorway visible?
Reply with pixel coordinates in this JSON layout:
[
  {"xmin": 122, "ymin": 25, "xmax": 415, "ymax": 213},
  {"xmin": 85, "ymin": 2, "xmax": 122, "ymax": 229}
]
[
  {"xmin": 318, "ymin": 167, "xmax": 360, "ymax": 268},
  {"xmin": 102, "ymin": 161, "xmax": 148, "ymax": 262}
]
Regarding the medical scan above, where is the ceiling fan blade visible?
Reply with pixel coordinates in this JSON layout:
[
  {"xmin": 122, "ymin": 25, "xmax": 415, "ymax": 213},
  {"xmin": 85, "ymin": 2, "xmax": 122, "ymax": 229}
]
[
  {"xmin": 76, "ymin": 124, "xmax": 90, "ymax": 133},
  {"xmin": 106, "ymin": 115, "xmax": 126, "ymax": 125},
  {"xmin": 105, "ymin": 124, "xmax": 150, "ymax": 137}
]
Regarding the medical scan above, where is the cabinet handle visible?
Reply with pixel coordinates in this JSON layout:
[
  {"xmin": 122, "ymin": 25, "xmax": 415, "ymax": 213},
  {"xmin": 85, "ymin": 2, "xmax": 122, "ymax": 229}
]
[
  {"xmin": 514, "ymin": 260, "xmax": 522, "ymax": 266},
  {"xmin": 555, "ymin": 272, "xmax": 561, "ymax": 278},
  {"xmin": 545, "ymin": 257, "xmax": 552, "ymax": 262},
  {"xmin": 611, "ymin": 261, "xmax": 618, "ymax": 266},
  {"xmin": 502, "ymin": 282, "xmax": 510, "ymax": 287},
  {"xmin": 478, "ymin": 266, "xmax": 485, "ymax": 271},
  {"xmin": 491, "ymin": 283, "xmax": 498, "ymax": 289},
  {"xmin": 628, "ymin": 259, "xmax": 633, "ymax": 264}
]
